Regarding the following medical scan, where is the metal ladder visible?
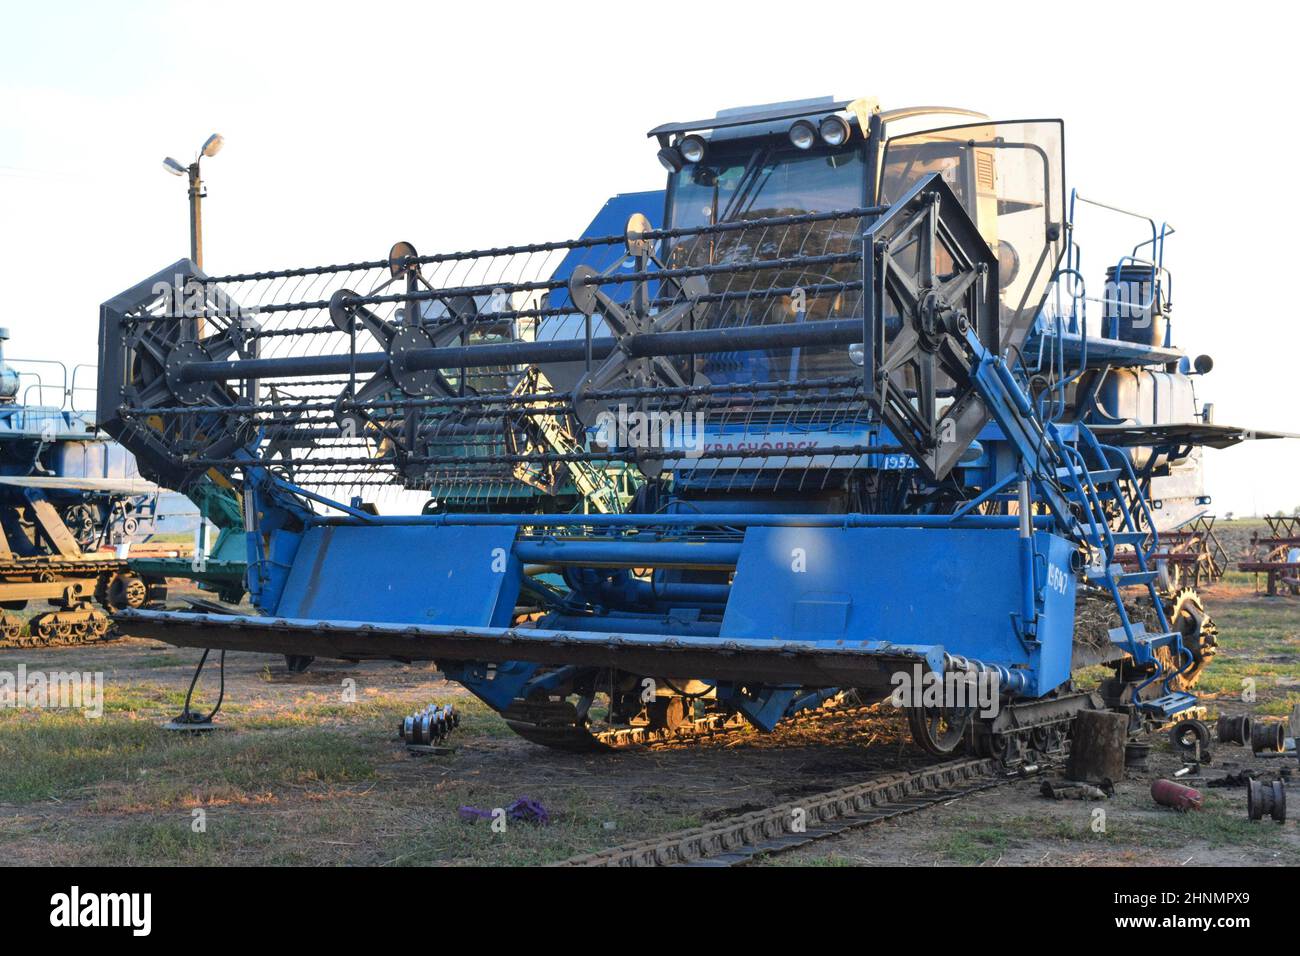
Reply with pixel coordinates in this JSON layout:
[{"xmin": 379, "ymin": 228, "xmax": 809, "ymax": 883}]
[
  {"xmin": 963, "ymin": 311, "xmax": 1197, "ymax": 719},
  {"xmin": 1051, "ymin": 424, "xmax": 1197, "ymax": 717}
]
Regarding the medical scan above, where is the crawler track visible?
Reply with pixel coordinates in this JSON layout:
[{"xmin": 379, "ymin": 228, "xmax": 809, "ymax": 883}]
[
  {"xmin": 557, "ymin": 755, "xmax": 1034, "ymax": 867},
  {"xmin": 503, "ymin": 696, "xmax": 882, "ymax": 752},
  {"xmin": 0, "ymin": 614, "xmax": 117, "ymax": 648},
  {"xmin": 0, "ymin": 559, "xmax": 151, "ymax": 649}
]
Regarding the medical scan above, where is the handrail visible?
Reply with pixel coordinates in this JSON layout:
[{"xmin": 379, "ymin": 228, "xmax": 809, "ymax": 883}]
[
  {"xmin": 6, "ymin": 358, "xmax": 99, "ymax": 412},
  {"xmin": 1069, "ymin": 191, "xmax": 1174, "ymax": 342}
]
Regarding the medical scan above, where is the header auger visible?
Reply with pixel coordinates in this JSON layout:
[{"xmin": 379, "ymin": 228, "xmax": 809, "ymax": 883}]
[{"xmin": 99, "ymin": 96, "xmax": 1283, "ymax": 758}]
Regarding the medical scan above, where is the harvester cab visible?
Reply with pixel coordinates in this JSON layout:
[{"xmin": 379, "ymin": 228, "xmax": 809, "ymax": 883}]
[
  {"xmin": 568, "ymin": 97, "xmax": 1069, "ymax": 487},
  {"xmin": 98, "ymin": 96, "xmax": 1280, "ymax": 758}
]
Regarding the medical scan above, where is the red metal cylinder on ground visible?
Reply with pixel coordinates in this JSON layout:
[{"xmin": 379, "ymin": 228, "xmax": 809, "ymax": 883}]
[{"xmin": 1151, "ymin": 778, "xmax": 1203, "ymax": 811}]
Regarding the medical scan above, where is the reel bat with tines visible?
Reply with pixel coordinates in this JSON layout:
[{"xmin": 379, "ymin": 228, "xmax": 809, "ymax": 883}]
[{"xmin": 567, "ymin": 214, "xmax": 711, "ymax": 477}]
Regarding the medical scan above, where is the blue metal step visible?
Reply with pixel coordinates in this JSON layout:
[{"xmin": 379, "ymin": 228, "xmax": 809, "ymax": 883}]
[
  {"xmin": 1136, "ymin": 691, "xmax": 1199, "ymax": 718},
  {"xmin": 1085, "ymin": 564, "xmax": 1117, "ymax": 584},
  {"xmin": 1056, "ymin": 466, "xmax": 1121, "ymax": 485},
  {"xmin": 1082, "ymin": 530, "xmax": 1149, "ymax": 548},
  {"xmin": 1085, "ymin": 564, "xmax": 1158, "ymax": 588},
  {"xmin": 1107, "ymin": 623, "xmax": 1182, "ymax": 651},
  {"xmin": 1115, "ymin": 570, "xmax": 1158, "ymax": 588},
  {"xmin": 1090, "ymin": 566, "xmax": 1158, "ymax": 587},
  {"xmin": 1065, "ymin": 487, "xmax": 1122, "ymax": 506}
]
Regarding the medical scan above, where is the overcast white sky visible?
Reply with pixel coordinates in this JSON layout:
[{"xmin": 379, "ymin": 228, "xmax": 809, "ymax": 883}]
[{"xmin": 0, "ymin": 0, "xmax": 1296, "ymax": 514}]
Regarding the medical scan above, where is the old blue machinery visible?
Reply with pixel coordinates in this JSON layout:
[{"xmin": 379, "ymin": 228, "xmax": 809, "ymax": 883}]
[
  {"xmin": 98, "ymin": 98, "xmax": 1278, "ymax": 757},
  {"xmin": 0, "ymin": 328, "xmax": 178, "ymax": 646}
]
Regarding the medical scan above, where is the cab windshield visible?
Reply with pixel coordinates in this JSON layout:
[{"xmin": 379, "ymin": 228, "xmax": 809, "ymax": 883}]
[
  {"xmin": 667, "ymin": 141, "xmax": 865, "ymax": 229},
  {"xmin": 663, "ymin": 139, "xmax": 869, "ymax": 389}
]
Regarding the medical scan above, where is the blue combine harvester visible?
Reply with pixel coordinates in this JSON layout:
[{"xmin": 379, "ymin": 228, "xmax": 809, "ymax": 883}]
[{"xmin": 98, "ymin": 98, "xmax": 1284, "ymax": 757}]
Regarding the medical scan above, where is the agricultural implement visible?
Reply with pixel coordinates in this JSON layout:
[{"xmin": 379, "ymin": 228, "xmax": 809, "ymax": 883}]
[
  {"xmin": 1114, "ymin": 515, "xmax": 1227, "ymax": 592},
  {"xmin": 99, "ymin": 97, "xmax": 1284, "ymax": 757},
  {"xmin": 1238, "ymin": 515, "xmax": 1300, "ymax": 595}
]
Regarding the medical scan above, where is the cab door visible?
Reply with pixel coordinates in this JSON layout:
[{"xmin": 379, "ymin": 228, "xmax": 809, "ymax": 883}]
[{"xmin": 879, "ymin": 120, "xmax": 1066, "ymax": 359}]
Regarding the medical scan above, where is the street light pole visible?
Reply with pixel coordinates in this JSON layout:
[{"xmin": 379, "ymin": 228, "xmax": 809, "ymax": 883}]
[
  {"xmin": 164, "ymin": 133, "xmax": 224, "ymax": 272},
  {"xmin": 163, "ymin": 134, "xmax": 223, "ymax": 342},
  {"xmin": 187, "ymin": 160, "xmax": 205, "ymax": 270}
]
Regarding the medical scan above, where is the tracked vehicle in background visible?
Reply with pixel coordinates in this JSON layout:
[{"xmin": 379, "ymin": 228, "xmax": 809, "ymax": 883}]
[
  {"xmin": 0, "ymin": 329, "xmax": 179, "ymax": 646},
  {"xmin": 98, "ymin": 97, "xmax": 1285, "ymax": 757}
]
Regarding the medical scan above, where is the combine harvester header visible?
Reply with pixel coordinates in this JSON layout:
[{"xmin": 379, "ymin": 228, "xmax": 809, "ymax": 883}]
[{"xmin": 98, "ymin": 97, "xmax": 1287, "ymax": 757}]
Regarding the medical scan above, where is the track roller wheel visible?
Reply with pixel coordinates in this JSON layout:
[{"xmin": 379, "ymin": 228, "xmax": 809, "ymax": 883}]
[
  {"xmin": 906, "ymin": 704, "xmax": 973, "ymax": 756},
  {"xmin": 105, "ymin": 572, "xmax": 149, "ymax": 610},
  {"xmin": 501, "ymin": 698, "xmax": 606, "ymax": 752},
  {"xmin": 283, "ymin": 655, "xmax": 314, "ymax": 673},
  {"xmin": 641, "ymin": 695, "xmax": 689, "ymax": 732},
  {"xmin": 1029, "ymin": 725, "xmax": 1052, "ymax": 752},
  {"xmin": 975, "ymin": 731, "xmax": 1014, "ymax": 763}
]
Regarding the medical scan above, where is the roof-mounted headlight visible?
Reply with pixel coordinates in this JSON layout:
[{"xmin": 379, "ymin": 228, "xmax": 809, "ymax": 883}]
[
  {"xmin": 788, "ymin": 120, "xmax": 816, "ymax": 150},
  {"xmin": 679, "ymin": 134, "xmax": 707, "ymax": 164},
  {"xmin": 818, "ymin": 115, "xmax": 852, "ymax": 147},
  {"xmin": 657, "ymin": 146, "xmax": 684, "ymax": 173}
]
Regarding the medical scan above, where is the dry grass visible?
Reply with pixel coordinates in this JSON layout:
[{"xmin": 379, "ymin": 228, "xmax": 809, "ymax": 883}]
[{"xmin": 0, "ymin": 566, "xmax": 1295, "ymax": 867}]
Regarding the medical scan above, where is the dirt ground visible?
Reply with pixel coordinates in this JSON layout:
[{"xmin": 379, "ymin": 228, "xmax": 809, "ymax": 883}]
[
  {"xmin": 1, "ymin": 534, "xmax": 1297, "ymax": 867},
  {"xmin": 772, "ymin": 737, "xmax": 1300, "ymax": 867},
  {"xmin": 0, "ymin": 640, "xmax": 938, "ymax": 866}
]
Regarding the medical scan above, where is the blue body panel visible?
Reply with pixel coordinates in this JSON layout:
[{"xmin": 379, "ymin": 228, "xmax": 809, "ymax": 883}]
[
  {"xmin": 721, "ymin": 526, "xmax": 1076, "ymax": 697},
  {"xmin": 0, "ymin": 403, "xmax": 199, "ymax": 543},
  {"xmin": 244, "ymin": 511, "xmax": 1076, "ymax": 705},
  {"xmin": 545, "ymin": 190, "xmax": 664, "ymax": 313},
  {"xmin": 272, "ymin": 524, "xmax": 521, "ymax": 628},
  {"xmin": 54, "ymin": 439, "xmax": 146, "ymax": 481}
]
